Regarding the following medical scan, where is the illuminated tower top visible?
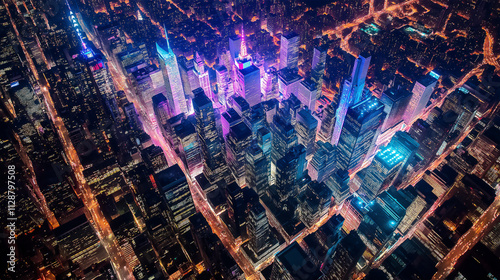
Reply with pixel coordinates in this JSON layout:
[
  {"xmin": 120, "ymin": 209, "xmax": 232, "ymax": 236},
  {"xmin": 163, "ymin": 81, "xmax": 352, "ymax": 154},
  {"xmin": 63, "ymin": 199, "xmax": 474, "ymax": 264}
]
[
  {"xmin": 235, "ymin": 26, "xmax": 252, "ymax": 70},
  {"xmin": 239, "ymin": 27, "xmax": 248, "ymax": 59}
]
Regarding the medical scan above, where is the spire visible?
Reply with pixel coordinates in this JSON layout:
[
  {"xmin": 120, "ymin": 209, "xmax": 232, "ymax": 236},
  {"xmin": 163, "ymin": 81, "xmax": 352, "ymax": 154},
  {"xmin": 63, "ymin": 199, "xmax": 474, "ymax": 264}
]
[
  {"xmin": 195, "ymin": 51, "xmax": 202, "ymax": 64},
  {"xmin": 240, "ymin": 26, "xmax": 247, "ymax": 58},
  {"xmin": 163, "ymin": 24, "xmax": 170, "ymax": 51}
]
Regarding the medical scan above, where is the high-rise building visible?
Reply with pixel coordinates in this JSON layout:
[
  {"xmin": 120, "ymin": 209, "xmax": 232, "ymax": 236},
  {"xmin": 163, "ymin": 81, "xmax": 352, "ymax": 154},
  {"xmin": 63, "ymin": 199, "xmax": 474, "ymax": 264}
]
[
  {"xmin": 262, "ymin": 66, "xmax": 279, "ymax": 101},
  {"xmin": 275, "ymin": 144, "xmax": 307, "ymax": 201},
  {"xmin": 278, "ymin": 68, "xmax": 302, "ymax": 100},
  {"xmin": 270, "ymin": 242, "xmax": 322, "ymax": 280},
  {"xmin": 325, "ymin": 169, "xmax": 351, "ymax": 205},
  {"xmin": 194, "ymin": 52, "xmax": 212, "ymax": 99},
  {"xmin": 226, "ymin": 122, "xmax": 253, "ymax": 185},
  {"xmin": 178, "ymin": 57, "xmax": 199, "ymax": 101},
  {"xmin": 156, "ymin": 164, "xmax": 196, "ymax": 234},
  {"xmin": 229, "ymin": 35, "xmax": 242, "ymax": 61},
  {"xmin": 271, "ymin": 112, "xmax": 298, "ymax": 165},
  {"xmin": 298, "ymin": 181, "xmax": 332, "ymax": 227},
  {"xmin": 296, "ymin": 108, "xmax": 318, "ymax": 156},
  {"xmin": 311, "ymin": 45, "xmax": 327, "ymax": 98},
  {"xmin": 317, "ymin": 96, "xmax": 339, "ymax": 143},
  {"xmin": 308, "ymin": 140, "xmax": 337, "ymax": 182},
  {"xmin": 337, "ymin": 96, "xmax": 386, "ymax": 172},
  {"xmin": 234, "ymin": 28, "xmax": 261, "ymax": 107},
  {"xmin": 246, "ymin": 203, "xmax": 271, "ymax": 256},
  {"xmin": 403, "ymin": 75, "xmax": 438, "ymax": 126},
  {"xmin": 298, "ymin": 78, "xmax": 318, "ymax": 109},
  {"xmin": 356, "ymin": 132, "xmax": 419, "ymax": 202},
  {"xmin": 156, "ymin": 31, "xmax": 188, "ymax": 115},
  {"xmin": 152, "ymin": 93, "xmax": 170, "ymax": 126},
  {"xmin": 279, "ymin": 32, "xmax": 300, "ymax": 70},
  {"xmin": 331, "ymin": 53, "xmax": 371, "ymax": 145},
  {"xmin": 322, "ymin": 231, "xmax": 366, "ymax": 280},
  {"xmin": 192, "ymin": 88, "xmax": 228, "ymax": 182},
  {"xmin": 245, "ymin": 142, "xmax": 270, "ymax": 196},
  {"xmin": 216, "ymin": 65, "xmax": 234, "ymax": 108},
  {"xmin": 257, "ymin": 126, "xmax": 272, "ymax": 161},
  {"xmin": 174, "ymin": 119, "xmax": 204, "ymax": 176}
]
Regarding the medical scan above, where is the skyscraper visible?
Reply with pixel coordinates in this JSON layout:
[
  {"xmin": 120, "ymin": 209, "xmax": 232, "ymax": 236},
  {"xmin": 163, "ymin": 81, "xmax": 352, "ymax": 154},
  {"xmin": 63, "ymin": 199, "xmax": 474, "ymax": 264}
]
[
  {"xmin": 298, "ymin": 78, "xmax": 318, "ymax": 109},
  {"xmin": 156, "ymin": 164, "xmax": 196, "ymax": 234},
  {"xmin": 156, "ymin": 30, "xmax": 188, "ymax": 115},
  {"xmin": 270, "ymin": 242, "xmax": 322, "ymax": 280},
  {"xmin": 403, "ymin": 75, "xmax": 438, "ymax": 126},
  {"xmin": 337, "ymin": 96, "xmax": 386, "ymax": 172},
  {"xmin": 194, "ymin": 52, "xmax": 212, "ymax": 99},
  {"xmin": 234, "ymin": 28, "xmax": 261, "ymax": 106},
  {"xmin": 317, "ymin": 95, "xmax": 338, "ymax": 143},
  {"xmin": 311, "ymin": 45, "xmax": 327, "ymax": 98},
  {"xmin": 192, "ymin": 88, "xmax": 228, "ymax": 182},
  {"xmin": 296, "ymin": 108, "xmax": 318, "ymax": 156},
  {"xmin": 245, "ymin": 142, "xmax": 270, "ymax": 196},
  {"xmin": 216, "ymin": 65, "xmax": 234, "ymax": 108},
  {"xmin": 308, "ymin": 140, "xmax": 337, "ymax": 182},
  {"xmin": 331, "ymin": 53, "xmax": 371, "ymax": 145},
  {"xmin": 356, "ymin": 132, "xmax": 419, "ymax": 201},
  {"xmin": 174, "ymin": 119, "xmax": 204, "ymax": 176},
  {"xmin": 377, "ymin": 88, "xmax": 411, "ymax": 145},
  {"xmin": 325, "ymin": 169, "xmax": 351, "ymax": 205},
  {"xmin": 246, "ymin": 203, "xmax": 271, "ymax": 256},
  {"xmin": 279, "ymin": 32, "xmax": 300, "ymax": 70},
  {"xmin": 275, "ymin": 144, "xmax": 307, "ymax": 201},
  {"xmin": 322, "ymin": 231, "xmax": 366, "ymax": 280},
  {"xmin": 271, "ymin": 111, "xmax": 298, "ymax": 165},
  {"xmin": 226, "ymin": 122, "xmax": 253, "ymax": 185},
  {"xmin": 262, "ymin": 66, "xmax": 279, "ymax": 101}
]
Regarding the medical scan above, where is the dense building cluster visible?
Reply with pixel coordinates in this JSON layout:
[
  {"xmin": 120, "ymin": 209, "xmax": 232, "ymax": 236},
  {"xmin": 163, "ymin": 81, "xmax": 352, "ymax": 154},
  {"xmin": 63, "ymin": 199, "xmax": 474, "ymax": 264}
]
[{"xmin": 0, "ymin": 0, "xmax": 500, "ymax": 280}]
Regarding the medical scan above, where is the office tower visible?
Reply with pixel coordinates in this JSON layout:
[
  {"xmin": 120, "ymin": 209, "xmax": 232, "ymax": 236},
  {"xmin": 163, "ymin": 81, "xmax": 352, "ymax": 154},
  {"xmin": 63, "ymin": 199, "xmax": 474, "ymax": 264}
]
[
  {"xmin": 131, "ymin": 65, "xmax": 162, "ymax": 117},
  {"xmin": 141, "ymin": 145, "xmax": 168, "ymax": 174},
  {"xmin": 257, "ymin": 126, "xmax": 272, "ymax": 161},
  {"xmin": 270, "ymin": 242, "xmax": 322, "ymax": 280},
  {"xmin": 403, "ymin": 75, "xmax": 438, "ymax": 126},
  {"xmin": 226, "ymin": 182, "xmax": 247, "ymax": 237},
  {"xmin": 246, "ymin": 103, "xmax": 267, "ymax": 135},
  {"xmin": 279, "ymin": 32, "xmax": 300, "ymax": 70},
  {"xmin": 54, "ymin": 215, "xmax": 107, "ymax": 269},
  {"xmin": 380, "ymin": 88, "xmax": 411, "ymax": 132},
  {"xmin": 298, "ymin": 78, "xmax": 318, "ymax": 109},
  {"xmin": 232, "ymin": 95, "xmax": 251, "ymax": 120},
  {"xmin": 397, "ymin": 181, "xmax": 437, "ymax": 234},
  {"xmin": 275, "ymin": 144, "xmax": 307, "ymax": 200},
  {"xmin": 282, "ymin": 93, "xmax": 302, "ymax": 125},
  {"xmin": 271, "ymin": 112, "xmax": 298, "ymax": 165},
  {"xmin": 298, "ymin": 181, "xmax": 332, "ymax": 227},
  {"xmin": 325, "ymin": 169, "xmax": 351, "ymax": 205},
  {"xmin": 88, "ymin": 53, "xmax": 120, "ymax": 120},
  {"xmin": 337, "ymin": 96, "xmax": 386, "ymax": 172},
  {"xmin": 245, "ymin": 142, "xmax": 270, "ymax": 196},
  {"xmin": 156, "ymin": 164, "xmax": 196, "ymax": 234},
  {"xmin": 317, "ymin": 95, "xmax": 339, "ymax": 143},
  {"xmin": 221, "ymin": 108, "xmax": 242, "ymax": 140},
  {"xmin": 192, "ymin": 88, "xmax": 228, "ymax": 182},
  {"xmin": 226, "ymin": 122, "xmax": 253, "ymax": 185},
  {"xmin": 229, "ymin": 34, "xmax": 241, "ymax": 60},
  {"xmin": 450, "ymin": 93, "xmax": 479, "ymax": 134},
  {"xmin": 296, "ymin": 108, "xmax": 318, "ymax": 156},
  {"xmin": 278, "ymin": 67, "xmax": 302, "ymax": 100},
  {"xmin": 331, "ymin": 53, "xmax": 371, "ymax": 145},
  {"xmin": 246, "ymin": 203, "xmax": 270, "ymax": 256},
  {"xmin": 262, "ymin": 66, "xmax": 279, "ymax": 101},
  {"xmin": 174, "ymin": 119, "xmax": 204, "ymax": 176},
  {"xmin": 157, "ymin": 31, "xmax": 188, "ymax": 115},
  {"xmin": 322, "ymin": 231, "xmax": 366, "ymax": 280},
  {"xmin": 234, "ymin": 28, "xmax": 261, "ymax": 107},
  {"xmin": 356, "ymin": 132, "xmax": 419, "ymax": 201},
  {"xmin": 152, "ymin": 93, "xmax": 170, "ymax": 127},
  {"xmin": 178, "ymin": 57, "xmax": 199, "ymax": 100},
  {"xmin": 216, "ymin": 65, "xmax": 233, "ymax": 108},
  {"xmin": 124, "ymin": 102, "xmax": 142, "ymax": 130},
  {"xmin": 311, "ymin": 45, "xmax": 327, "ymax": 97},
  {"xmin": 308, "ymin": 140, "xmax": 337, "ymax": 182}
]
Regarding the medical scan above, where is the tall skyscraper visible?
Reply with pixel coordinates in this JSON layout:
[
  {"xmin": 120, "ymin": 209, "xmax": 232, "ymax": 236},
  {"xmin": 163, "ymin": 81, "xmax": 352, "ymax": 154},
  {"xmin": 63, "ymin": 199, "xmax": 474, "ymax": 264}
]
[
  {"xmin": 298, "ymin": 78, "xmax": 318, "ymax": 109},
  {"xmin": 296, "ymin": 108, "xmax": 318, "ymax": 156},
  {"xmin": 279, "ymin": 32, "xmax": 300, "ymax": 70},
  {"xmin": 322, "ymin": 231, "xmax": 366, "ymax": 280},
  {"xmin": 325, "ymin": 169, "xmax": 351, "ymax": 205},
  {"xmin": 403, "ymin": 75, "xmax": 438, "ymax": 126},
  {"xmin": 337, "ymin": 96, "xmax": 386, "ymax": 172},
  {"xmin": 234, "ymin": 28, "xmax": 261, "ymax": 106},
  {"xmin": 174, "ymin": 119, "xmax": 204, "ymax": 176},
  {"xmin": 192, "ymin": 88, "xmax": 227, "ymax": 182},
  {"xmin": 308, "ymin": 140, "xmax": 337, "ymax": 182},
  {"xmin": 377, "ymin": 88, "xmax": 411, "ymax": 145},
  {"xmin": 331, "ymin": 53, "xmax": 371, "ymax": 145},
  {"xmin": 278, "ymin": 68, "xmax": 302, "ymax": 100},
  {"xmin": 156, "ymin": 164, "xmax": 196, "ymax": 234},
  {"xmin": 271, "ymin": 111, "xmax": 298, "ymax": 165},
  {"xmin": 245, "ymin": 142, "xmax": 270, "ymax": 196},
  {"xmin": 275, "ymin": 144, "xmax": 307, "ymax": 201},
  {"xmin": 216, "ymin": 65, "xmax": 234, "ymax": 108},
  {"xmin": 262, "ymin": 66, "xmax": 279, "ymax": 101},
  {"xmin": 311, "ymin": 45, "xmax": 327, "ymax": 98},
  {"xmin": 356, "ymin": 132, "xmax": 419, "ymax": 201},
  {"xmin": 156, "ymin": 30, "xmax": 188, "ymax": 115},
  {"xmin": 317, "ymin": 96, "xmax": 338, "ymax": 143},
  {"xmin": 226, "ymin": 122, "xmax": 253, "ymax": 185},
  {"xmin": 270, "ymin": 242, "xmax": 322, "ymax": 280},
  {"xmin": 194, "ymin": 52, "xmax": 212, "ymax": 99},
  {"xmin": 246, "ymin": 203, "xmax": 271, "ymax": 256}
]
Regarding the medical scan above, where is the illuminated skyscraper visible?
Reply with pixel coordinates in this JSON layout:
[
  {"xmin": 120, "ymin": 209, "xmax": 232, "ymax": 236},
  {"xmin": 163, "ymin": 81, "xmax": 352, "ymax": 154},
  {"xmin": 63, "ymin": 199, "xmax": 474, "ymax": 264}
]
[
  {"xmin": 322, "ymin": 231, "xmax": 366, "ymax": 280},
  {"xmin": 275, "ymin": 144, "xmax": 307, "ymax": 201},
  {"xmin": 403, "ymin": 75, "xmax": 438, "ymax": 126},
  {"xmin": 325, "ymin": 169, "xmax": 351, "ymax": 205},
  {"xmin": 216, "ymin": 65, "xmax": 234, "ymax": 108},
  {"xmin": 234, "ymin": 28, "xmax": 261, "ymax": 106},
  {"xmin": 271, "ymin": 111, "xmax": 298, "ymax": 165},
  {"xmin": 156, "ymin": 164, "xmax": 196, "ymax": 234},
  {"xmin": 278, "ymin": 67, "xmax": 302, "ymax": 100},
  {"xmin": 317, "ymin": 96, "xmax": 338, "ymax": 143},
  {"xmin": 296, "ymin": 108, "xmax": 318, "ymax": 156},
  {"xmin": 262, "ymin": 66, "xmax": 279, "ymax": 101},
  {"xmin": 245, "ymin": 142, "xmax": 270, "ymax": 196},
  {"xmin": 337, "ymin": 96, "xmax": 386, "ymax": 172},
  {"xmin": 174, "ymin": 119, "xmax": 204, "ymax": 176},
  {"xmin": 192, "ymin": 88, "xmax": 228, "ymax": 182},
  {"xmin": 308, "ymin": 140, "xmax": 337, "ymax": 182},
  {"xmin": 356, "ymin": 132, "xmax": 419, "ymax": 201},
  {"xmin": 377, "ymin": 88, "xmax": 411, "ymax": 145},
  {"xmin": 194, "ymin": 51, "xmax": 212, "ymax": 99},
  {"xmin": 156, "ymin": 30, "xmax": 188, "ymax": 115},
  {"xmin": 331, "ymin": 53, "xmax": 371, "ymax": 145},
  {"xmin": 226, "ymin": 122, "xmax": 253, "ymax": 185},
  {"xmin": 279, "ymin": 32, "xmax": 299, "ymax": 70},
  {"xmin": 298, "ymin": 78, "xmax": 318, "ymax": 109},
  {"xmin": 311, "ymin": 45, "xmax": 327, "ymax": 98}
]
